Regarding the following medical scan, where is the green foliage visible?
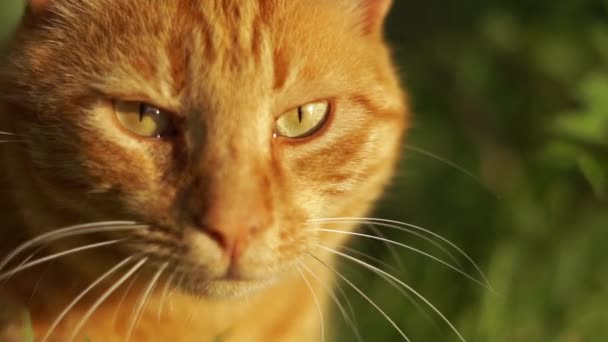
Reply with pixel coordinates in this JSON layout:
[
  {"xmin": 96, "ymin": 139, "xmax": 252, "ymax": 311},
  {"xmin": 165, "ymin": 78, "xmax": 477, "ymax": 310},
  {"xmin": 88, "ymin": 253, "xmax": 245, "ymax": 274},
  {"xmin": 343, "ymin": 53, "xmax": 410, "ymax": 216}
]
[
  {"xmin": 0, "ymin": 1, "xmax": 23, "ymax": 43},
  {"xmin": 1, "ymin": 0, "xmax": 606, "ymax": 341},
  {"xmin": 332, "ymin": 1, "xmax": 608, "ymax": 341}
]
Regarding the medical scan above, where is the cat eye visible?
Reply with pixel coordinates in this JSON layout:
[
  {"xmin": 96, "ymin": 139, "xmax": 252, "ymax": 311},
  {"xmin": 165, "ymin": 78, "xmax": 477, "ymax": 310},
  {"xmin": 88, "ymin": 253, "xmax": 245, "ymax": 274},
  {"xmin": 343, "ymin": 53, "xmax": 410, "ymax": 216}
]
[
  {"xmin": 275, "ymin": 101, "xmax": 330, "ymax": 139},
  {"xmin": 114, "ymin": 101, "xmax": 173, "ymax": 138}
]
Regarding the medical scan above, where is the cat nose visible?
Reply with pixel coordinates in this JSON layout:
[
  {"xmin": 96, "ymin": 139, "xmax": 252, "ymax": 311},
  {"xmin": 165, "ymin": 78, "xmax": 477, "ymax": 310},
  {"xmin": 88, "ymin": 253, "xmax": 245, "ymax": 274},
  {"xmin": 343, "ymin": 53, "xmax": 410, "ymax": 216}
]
[
  {"xmin": 193, "ymin": 196, "xmax": 272, "ymax": 263},
  {"xmin": 186, "ymin": 162, "xmax": 273, "ymax": 262},
  {"xmin": 202, "ymin": 223, "xmax": 262, "ymax": 261}
]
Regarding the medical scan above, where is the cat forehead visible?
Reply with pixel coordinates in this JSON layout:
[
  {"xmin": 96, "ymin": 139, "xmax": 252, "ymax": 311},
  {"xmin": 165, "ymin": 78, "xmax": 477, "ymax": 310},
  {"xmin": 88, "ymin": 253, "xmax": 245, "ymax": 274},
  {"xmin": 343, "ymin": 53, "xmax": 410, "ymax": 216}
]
[
  {"xmin": 46, "ymin": 0, "xmax": 360, "ymax": 50},
  {"xmin": 39, "ymin": 1, "xmax": 368, "ymax": 103}
]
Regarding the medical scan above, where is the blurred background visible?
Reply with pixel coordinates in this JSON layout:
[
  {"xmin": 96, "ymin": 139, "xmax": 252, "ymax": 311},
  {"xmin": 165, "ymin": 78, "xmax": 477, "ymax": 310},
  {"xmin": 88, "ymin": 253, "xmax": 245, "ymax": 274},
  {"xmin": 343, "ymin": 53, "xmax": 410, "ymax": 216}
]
[{"xmin": 1, "ymin": 0, "xmax": 607, "ymax": 341}]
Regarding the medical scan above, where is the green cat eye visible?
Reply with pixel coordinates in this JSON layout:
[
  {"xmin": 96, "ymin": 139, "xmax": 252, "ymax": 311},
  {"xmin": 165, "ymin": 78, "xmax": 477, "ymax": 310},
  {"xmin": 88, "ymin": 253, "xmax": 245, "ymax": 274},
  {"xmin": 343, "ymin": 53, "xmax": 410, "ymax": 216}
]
[
  {"xmin": 114, "ymin": 101, "xmax": 172, "ymax": 138},
  {"xmin": 275, "ymin": 101, "xmax": 330, "ymax": 139}
]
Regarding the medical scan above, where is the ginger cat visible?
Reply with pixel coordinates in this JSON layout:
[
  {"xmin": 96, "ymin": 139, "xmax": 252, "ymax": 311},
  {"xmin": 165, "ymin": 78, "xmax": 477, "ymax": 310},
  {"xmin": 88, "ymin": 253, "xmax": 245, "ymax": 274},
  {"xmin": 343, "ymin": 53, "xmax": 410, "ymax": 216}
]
[{"xmin": 0, "ymin": 0, "xmax": 407, "ymax": 341}]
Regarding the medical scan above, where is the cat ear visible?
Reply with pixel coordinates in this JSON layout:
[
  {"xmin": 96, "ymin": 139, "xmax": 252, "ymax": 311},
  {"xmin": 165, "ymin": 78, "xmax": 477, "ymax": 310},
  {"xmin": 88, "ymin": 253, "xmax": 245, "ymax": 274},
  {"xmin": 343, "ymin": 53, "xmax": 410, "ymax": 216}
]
[
  {"xmin": 358, "ymin": 0, "xmax": 393, "ymax": 36},
  {"xmin": 28, "ymin": 0, "xmax": 51, "ymax": 12},
  {"xmin": 24, "ymin": 0, "xmax": 52, "ymax": 18},
  {"xmin": 18, "ymin": 0, "xmax": 53, "ymax": 27}
]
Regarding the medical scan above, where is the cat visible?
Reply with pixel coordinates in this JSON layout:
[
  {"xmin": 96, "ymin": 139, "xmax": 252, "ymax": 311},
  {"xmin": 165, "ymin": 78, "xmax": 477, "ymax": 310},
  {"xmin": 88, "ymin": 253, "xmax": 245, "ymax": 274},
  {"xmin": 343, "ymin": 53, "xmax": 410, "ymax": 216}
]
[{"xmin": 0, "ymin": 0, "xmax": 407, "ymax": 341}]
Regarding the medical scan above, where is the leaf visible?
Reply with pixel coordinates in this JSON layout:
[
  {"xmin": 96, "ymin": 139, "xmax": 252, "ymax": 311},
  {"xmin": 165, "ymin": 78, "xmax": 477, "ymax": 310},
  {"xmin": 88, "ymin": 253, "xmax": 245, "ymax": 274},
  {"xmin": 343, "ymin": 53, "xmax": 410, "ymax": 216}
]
[
  {"xmin": 554, "ymin": 73, "xmax": 608, "ymax": 146},
  {"xmin": 579, "ymin": 155, "xmax": 607, "ymax": 200}
]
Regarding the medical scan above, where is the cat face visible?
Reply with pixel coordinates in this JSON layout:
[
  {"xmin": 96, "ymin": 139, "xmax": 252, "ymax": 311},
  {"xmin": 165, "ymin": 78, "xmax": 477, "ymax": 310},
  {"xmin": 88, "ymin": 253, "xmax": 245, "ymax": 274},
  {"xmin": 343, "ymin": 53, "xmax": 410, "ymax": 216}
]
[{"xmin": 1, "ymin": 0, "xmax": 407, "ymax": 297}]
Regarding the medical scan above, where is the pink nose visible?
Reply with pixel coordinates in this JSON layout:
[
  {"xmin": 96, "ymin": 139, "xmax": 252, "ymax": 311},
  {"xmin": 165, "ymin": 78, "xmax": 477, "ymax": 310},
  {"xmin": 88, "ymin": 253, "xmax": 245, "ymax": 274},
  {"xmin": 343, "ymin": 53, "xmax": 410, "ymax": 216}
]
[
  {"xmin": 186, "ymin": 172, "xmax": 272, "ymax": 263},
  {"xmin": 202, "ymin": 223, "xmax": 260, "ymax": 262}
]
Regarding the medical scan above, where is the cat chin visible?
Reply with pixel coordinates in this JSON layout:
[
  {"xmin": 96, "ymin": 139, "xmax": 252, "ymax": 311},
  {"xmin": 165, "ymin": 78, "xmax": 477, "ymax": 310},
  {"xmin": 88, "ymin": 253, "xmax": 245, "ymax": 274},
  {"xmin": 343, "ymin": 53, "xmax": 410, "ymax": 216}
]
[{"xmin": 182, "ymin": 278, "xmax": 277, "ymax": 299}]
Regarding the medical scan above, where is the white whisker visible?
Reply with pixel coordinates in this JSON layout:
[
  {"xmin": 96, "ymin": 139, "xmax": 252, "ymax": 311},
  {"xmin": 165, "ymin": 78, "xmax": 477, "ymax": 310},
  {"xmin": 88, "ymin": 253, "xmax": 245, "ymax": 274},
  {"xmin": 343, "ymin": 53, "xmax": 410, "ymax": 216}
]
[
  {"xmin": 0, "ymin": 221, "xmax": 143, "ymax": 272},
  {"xmin": 126, "ymin": 262, "xmax": 168, "ymax": 342},
  {"xmin": 365, "ymin": 220, "xmax": 466, "ymax": 270},
  {"xmin": 28, "ymin": 260, "xmax": 54, "ymax": 304},
  {"xmin": 0, "ymin": 240, "xmax": 124, "ymax": 282},
  {"xmin": 362, "ymin": 260, "xmax": 441, "ymax": 331},
  {"xmin": 42, "ymin": 256, "xmax": 139, "ymax": 342},
  {"xmin": 309, "ymin": 217, "xmax": 492, "ymax": 291},
  {"xmin": 315, "ymin": 219, "xmax": 464, "ymax": 271},
  {"xmin": 317, "ymin": 244, "xmax": 467, "ymax": 342},
  {"xmin": 69, "ymin": 258, "xmax": 147, "ymax": 341},
  {"xmin": 340, "ymin": 245, "xmax": 402, "ymax": 275},
  {"xmin": 298, "ymin": 261, "xmax": 363, "ymax": 342},
  {"xmin": 337, "ymin": 245, "xmax": 438, "ymax": 327},
  {"xmin": 296, "ymin": 266, "xmax": 325, "ymax": 342},
  {"xmin": 366, "ymin": 224, "xmax": 407, "ymax": 271},
  {"xmin": 309, "ymin": 254, "xmax": 411, "ymax": 342},
  {"xmin": 111, "ymin": 268, "xmax": 142, "ymax": 327},
  {"xmin": 18, "ymin": 249, "xmax": 41, "ymax": 266},
  {"xmin": 315, "ymin": 228, "xmax": 488, "ymax": 289},
  {"xmin": 169, "ymin": 272, "xmax": 187, "ymax": 314},
  {"xmin": 404, "ymin": 144, "xmax": 483, "ymax": 185},
  {"xmin": 330, "ymin": 273, "xmax": 359, "ymax": 331},
  {"xmin": 0, "ymin": 248, "xmax": 42, "ymax": 289},
  {"xmin": 158, "ymin": 270, "xmax": 176, "ymax": 322}
]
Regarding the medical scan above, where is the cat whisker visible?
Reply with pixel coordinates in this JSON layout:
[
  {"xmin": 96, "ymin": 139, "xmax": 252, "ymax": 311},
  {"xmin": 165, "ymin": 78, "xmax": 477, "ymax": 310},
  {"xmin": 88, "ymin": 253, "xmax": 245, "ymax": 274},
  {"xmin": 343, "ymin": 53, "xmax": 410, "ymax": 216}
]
[
  {"xmin": 0, "ymin": 221, "xmax": 145, "ymax": 272},
  {"xmin": 315, "ymin": 228, "xmax": 489, "ymax": 289},
  {"xmin": 313, "ymin": 219, "xmax": 464, "ymax": 271},
  {"xmin": 42, "ymin": 256, "xmax": 144, "ymax": 342},
  {"xmin": 111, "ymin": 268, "xmax": 143, "ymax": 328},
  {"xmin": 404, "ymin": 144, "xmax": 485, "ymax": 187},
  {"xmin": 0, "ymin": 248, "xmax": 42, "ymax": 289},
  {"xmin": 365, "ymin": 224, "xmax": 407, "ymax": 272},
  {"xmin": 298, "ymin": 261, "xmax": 363, "ymax": 342},
  {"xmin": 333, "ymin": 243, "xmax": 427, "ymax": 329},
  {"xmin": 316, "ymin": 244, "xmax": 467, "ymax": 342},
  {"xmin": 309, "ymin": 254, "xmax": 411, "ymax": 342},
  {"xmin": 325, "ymin": 244, "xmax": 445, "ymax": 332},
  {"xmin": 28, "ymin": 260, "xmax": 54, "ymax": 304},
  {"xmin": 296, "ymin": 265, "xmax": 325, "ymax": 342},
  {"xmin": 0, "ymin": 240, "xmax": 124, "ymax": 282},
  {"xmin": 17, "ymin": 247, "xmax": 44, "ymax": 269},
  {"xmin": 169, "ymin": 271, "xmax": 188, "ymax": 314},
  {"xmin": 338, "ymin": 245, "xmax": 442, "ymax": 333},
  {"xmin": 126, "ymin": 261, "xmax": 168, "ymax": 342},
  {"xmin": 0, "ymin": 131, "xmax": 20, "ymax": 136},
  {"xmin": 315, "ymin": 220, "xmax": 462, "ymax": 270},
  {"xmin": 329, "ymin": 272, "xmax": 359, "ymax": 333},
  {"xmin": 309, "ymin": 217, "xmax": 493, "ymax": 291},
  {"xmin": 339, "ymin": 246, "xmax": 445, "ymax": 331},
  {"xmin": 340, "ymin": 245, "xmax": 402, "ymax": 275},
  {"xmin": 158, "ymin": 269, "xmax": 177, "ymax": 322},
  {"xmin": 362, "ymin": 259, "xmax": 443, "ymax": 332},
  {"xmin": 69, "ymin": 258, "xmax": 147, "ymax": 341}
]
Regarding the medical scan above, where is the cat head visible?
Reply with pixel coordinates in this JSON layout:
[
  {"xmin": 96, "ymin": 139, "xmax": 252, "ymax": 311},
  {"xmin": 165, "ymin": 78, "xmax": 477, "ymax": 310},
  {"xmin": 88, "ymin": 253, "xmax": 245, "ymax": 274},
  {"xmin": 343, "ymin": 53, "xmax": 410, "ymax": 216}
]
[{"xmin": 1, "ymin": 0, "xmax": 407, "ymax": 297}]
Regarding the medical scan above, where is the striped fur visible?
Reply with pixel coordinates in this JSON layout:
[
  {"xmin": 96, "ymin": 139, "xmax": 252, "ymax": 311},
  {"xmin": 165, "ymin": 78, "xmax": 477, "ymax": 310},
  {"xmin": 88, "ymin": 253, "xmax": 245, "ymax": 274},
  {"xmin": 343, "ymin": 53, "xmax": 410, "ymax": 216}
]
[{"xmin": 0, "ymin": 0, "xmax": 408, "ymax": 341}]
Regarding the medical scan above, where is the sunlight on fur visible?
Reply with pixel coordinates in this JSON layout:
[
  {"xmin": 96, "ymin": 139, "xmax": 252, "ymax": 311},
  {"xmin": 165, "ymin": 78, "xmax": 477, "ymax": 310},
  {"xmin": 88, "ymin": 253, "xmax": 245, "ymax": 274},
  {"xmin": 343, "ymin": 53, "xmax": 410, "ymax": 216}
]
[{"xmin": 0, "ymin": 1, "xmax": 488, "ymax": 341}]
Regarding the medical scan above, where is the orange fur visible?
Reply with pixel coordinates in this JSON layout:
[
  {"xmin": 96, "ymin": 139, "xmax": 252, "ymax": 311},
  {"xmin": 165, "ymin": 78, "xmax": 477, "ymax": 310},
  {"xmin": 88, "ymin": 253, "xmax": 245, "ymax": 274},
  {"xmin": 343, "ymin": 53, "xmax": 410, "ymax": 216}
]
[{"xmin": 0, "ymin": 0, "xmax": 408, "ymax": 341}]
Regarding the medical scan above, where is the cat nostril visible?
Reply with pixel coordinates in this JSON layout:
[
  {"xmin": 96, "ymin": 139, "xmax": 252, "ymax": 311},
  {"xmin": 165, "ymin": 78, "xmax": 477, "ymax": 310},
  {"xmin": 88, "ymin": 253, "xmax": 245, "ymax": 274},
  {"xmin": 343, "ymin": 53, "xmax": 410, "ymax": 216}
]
[
  {"xmin": 199, "ymin": 223, "xmax": 262, "ymax": 262},
  {"xmin": 204, "ymin": 228, "xmax": 228, "ymax": 249}
]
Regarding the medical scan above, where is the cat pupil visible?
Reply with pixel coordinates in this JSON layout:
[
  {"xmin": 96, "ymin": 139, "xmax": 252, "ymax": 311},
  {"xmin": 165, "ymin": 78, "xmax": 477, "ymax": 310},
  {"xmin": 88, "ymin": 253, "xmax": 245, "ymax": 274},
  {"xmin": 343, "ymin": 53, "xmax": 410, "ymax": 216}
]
[
  {"xmin": 138, "ymin": 103, "xmax": 145, "ymax": 122},
  {"xmin": 297, "ymin": 107, "xmax": 303, "ymax": 123}
]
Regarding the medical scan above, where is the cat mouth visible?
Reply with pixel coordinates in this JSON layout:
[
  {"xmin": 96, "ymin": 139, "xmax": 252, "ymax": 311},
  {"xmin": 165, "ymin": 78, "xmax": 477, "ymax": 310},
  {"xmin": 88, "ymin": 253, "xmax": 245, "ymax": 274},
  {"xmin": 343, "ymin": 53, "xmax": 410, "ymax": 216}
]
[
  {"xmin": 170, "ymin": 255, "xmax": 287, "ymax": 298},
  {"xmin": 179, "ymin": 273, "xmax": 275, "ymax": 298}
]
